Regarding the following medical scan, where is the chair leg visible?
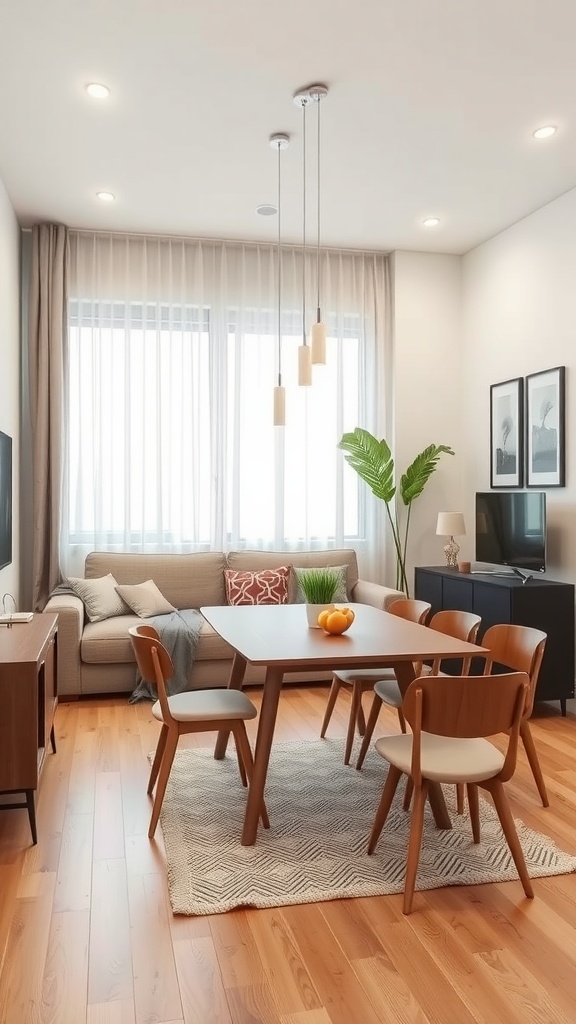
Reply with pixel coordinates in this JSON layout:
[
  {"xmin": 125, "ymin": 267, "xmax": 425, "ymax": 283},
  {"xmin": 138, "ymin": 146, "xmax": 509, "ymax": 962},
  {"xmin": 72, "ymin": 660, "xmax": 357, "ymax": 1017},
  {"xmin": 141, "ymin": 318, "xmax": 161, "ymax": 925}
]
[
  {"xmin": 148, "ymin": 723, "xmax": 168, "ymax": 795},
  {"xmin": 402, "ymin": 776, "xmax": 414, "ymax": 812},
  {"xmin": 367, "ymin": 764, "xmax": 402, "ymax": 853},
  {"xmin": 520, "ymin": 720, "xmax": 549, "ymax": 807},
  {"xmin": 403, "ymin": 780, "xmax": 428, "ymax": 915},
  {"xmin": 467, "ymin": 784, "xmax": 480, "ymax": 843},
  {"xmin": 320, "ymin": 676, "xmax": 343, "ymax": 738},
  {"xmin": 357, "ymin": 702, "xmax": 366, "ymax": 736},
  {"xmin": 232, "ymin": 723, "xmax": 270, "ymax": 830},
  {"xmin": 235, "ymin": 739, "xmax": 248, "ymax": 787},
  {"xmin": 485, "ymin": 779, "xmax": 534, "ymax": 899},
  {"xmin": 456, "ymin": 783, "xmax": 465, "ymax": 814},
  {"xmin": 356, "ymin": 693, "xmax": 383, "ymax": 770},
  {"xmin": 148, "ymin": 727, "xmax": 179, "ymax": 839},
  {"xmin": 397, "ymin": 707, "xmax": 407, "ymax": 734},
  {"xmin": 345, "ymin": 683, "xmax": 362, "ymax": 765}
]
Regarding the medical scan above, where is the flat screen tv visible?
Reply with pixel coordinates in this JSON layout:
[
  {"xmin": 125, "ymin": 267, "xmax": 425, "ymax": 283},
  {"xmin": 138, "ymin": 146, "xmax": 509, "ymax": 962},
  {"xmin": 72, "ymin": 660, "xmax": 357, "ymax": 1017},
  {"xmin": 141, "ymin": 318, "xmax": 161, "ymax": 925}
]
[
  {"xmin": 0, "ymin": 431, "xmax": 12, "ymax": 570},
  {"xmin": 475, "ymin": 491, "xmax": 546, "ymax": 576}
]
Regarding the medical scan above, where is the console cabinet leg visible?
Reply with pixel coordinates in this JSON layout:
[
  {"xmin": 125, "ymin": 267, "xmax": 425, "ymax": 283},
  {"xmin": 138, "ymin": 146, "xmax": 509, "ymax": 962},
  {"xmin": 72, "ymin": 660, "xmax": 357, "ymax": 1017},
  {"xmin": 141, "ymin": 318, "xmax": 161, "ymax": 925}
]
[{"xmin": 25, "ymin": 790, "xmax": 37, "ymax": 845}]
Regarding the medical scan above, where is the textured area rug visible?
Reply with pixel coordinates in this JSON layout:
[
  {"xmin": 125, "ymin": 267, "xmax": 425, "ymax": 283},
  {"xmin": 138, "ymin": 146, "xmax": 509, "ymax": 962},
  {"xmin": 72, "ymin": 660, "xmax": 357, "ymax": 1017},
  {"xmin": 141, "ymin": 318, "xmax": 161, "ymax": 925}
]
[{"xmin": 158, "ymin": 740, "xmax": 576, "ymax": 915}]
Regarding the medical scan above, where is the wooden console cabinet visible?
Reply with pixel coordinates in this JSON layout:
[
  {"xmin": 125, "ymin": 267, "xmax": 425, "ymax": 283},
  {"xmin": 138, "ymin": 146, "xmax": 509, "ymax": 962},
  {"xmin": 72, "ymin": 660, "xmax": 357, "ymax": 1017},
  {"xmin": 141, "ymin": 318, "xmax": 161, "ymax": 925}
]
[
  {"xmin": 414, "ymin": 567, "xmax": 575, "ymax": 713},
  {"xmin": 0, "ymin": 613, "xmax": 58, "ymax": 843}
]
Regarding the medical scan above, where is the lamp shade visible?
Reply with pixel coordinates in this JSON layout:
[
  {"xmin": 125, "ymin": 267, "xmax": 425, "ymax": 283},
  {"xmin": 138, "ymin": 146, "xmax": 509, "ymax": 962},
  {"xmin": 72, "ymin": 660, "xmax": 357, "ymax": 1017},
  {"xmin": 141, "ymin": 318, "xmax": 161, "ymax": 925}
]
[{"xmin": 436, "ymin": 512, "xmax": 465, "ymax": 537}]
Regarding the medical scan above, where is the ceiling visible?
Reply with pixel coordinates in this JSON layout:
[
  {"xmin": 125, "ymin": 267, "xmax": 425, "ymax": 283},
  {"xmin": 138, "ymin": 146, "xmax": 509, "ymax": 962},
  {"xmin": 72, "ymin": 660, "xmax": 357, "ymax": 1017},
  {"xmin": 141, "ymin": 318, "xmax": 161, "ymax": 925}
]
[{"xmin": 2, "ymin": 0, "xmax": 576, "ymax": 255}]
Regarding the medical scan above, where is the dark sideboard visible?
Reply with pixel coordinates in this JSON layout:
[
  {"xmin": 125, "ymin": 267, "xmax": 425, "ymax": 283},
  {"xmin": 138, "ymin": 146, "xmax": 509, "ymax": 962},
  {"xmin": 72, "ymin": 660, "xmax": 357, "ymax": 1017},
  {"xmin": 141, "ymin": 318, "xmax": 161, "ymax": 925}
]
[{"xmin": 414, "ymin": 566, "xmax": 575, "ymax": 714}]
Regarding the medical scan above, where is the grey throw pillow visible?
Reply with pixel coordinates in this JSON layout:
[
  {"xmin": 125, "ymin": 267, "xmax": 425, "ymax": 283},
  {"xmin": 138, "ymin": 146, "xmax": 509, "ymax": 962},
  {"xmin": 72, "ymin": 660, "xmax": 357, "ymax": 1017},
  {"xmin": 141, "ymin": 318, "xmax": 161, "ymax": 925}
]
[
  {"xmin": 292, "ymin": 565, "xmax": 349, "ymax": 604},
  {"xmin": 68, "ymin": 573, "xmax": 130, "ymax": 622}
]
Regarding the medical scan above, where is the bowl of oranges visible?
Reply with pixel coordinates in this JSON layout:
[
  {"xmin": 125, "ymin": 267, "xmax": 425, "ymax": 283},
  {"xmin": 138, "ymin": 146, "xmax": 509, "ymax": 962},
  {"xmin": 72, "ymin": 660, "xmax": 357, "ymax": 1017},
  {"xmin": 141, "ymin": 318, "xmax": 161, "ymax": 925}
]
[{"xmin": 317, "ymin": 606, "xmax": 355, "ymax": 635}]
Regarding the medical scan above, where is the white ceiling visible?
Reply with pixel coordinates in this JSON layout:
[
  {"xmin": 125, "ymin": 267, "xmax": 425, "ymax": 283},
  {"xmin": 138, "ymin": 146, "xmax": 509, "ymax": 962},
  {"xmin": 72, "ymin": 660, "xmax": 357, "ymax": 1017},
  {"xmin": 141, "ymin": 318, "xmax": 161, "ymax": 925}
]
[{"xmin": 2, "ymin": 0, "xmax": 576, "ymax": 255}]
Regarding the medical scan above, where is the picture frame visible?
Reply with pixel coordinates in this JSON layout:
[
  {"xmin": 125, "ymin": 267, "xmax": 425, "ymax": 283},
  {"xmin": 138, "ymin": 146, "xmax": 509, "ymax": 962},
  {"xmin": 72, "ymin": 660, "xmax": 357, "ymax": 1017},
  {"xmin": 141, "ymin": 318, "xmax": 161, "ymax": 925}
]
[
  {"xmin": 525, "ymin": 365, "xmax": 565, "ymax": 487},
  {"xmin": 490, "ymin": 377, "xmax": 523, "ymax": 488}
]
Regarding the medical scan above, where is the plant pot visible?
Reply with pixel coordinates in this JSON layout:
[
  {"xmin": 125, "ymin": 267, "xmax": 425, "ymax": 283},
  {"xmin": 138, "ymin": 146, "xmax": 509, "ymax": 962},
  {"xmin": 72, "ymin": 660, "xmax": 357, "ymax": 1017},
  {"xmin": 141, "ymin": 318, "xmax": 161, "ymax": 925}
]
[{"xmin": 306, "ymin": 603, "xmax": 334, "ymax": 628}]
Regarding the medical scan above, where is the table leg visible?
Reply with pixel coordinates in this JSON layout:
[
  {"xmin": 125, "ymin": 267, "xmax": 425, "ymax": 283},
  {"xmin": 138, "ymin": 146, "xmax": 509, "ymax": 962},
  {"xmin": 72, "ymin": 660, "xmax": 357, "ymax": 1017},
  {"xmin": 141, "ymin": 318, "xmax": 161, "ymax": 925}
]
[
  {"xmin": 214, "ymin": 652, "xmax": 248, "ymax": 760},
  {"xmin": 392, "ymin": 660, "xmax": 452, "ymax": 831},
  {"xmin": 241, "ymin": 665, "xmax": 283, "ymax": 846}
]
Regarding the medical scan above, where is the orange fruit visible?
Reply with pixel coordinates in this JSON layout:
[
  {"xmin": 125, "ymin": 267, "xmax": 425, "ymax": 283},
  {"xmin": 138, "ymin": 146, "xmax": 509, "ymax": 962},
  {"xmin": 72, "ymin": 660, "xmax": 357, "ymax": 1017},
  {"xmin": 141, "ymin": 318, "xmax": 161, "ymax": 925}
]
[
  {"xmin": 317, "ymin": 609, "xmax": 332, "ymax": 630},
  {"xmin": 323, "ymin": 610, "xmax": 350, "ymax": 635},
  {"xmin": 337, "ymin": 606, "xmax": 355, "ymax": 625}
]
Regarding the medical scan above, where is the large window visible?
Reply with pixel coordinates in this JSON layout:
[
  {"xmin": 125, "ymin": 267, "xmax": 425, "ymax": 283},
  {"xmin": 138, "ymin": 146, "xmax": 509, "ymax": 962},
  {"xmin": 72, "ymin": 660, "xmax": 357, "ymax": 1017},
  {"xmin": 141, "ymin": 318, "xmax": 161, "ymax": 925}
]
[{"xmin": 63, "ymin": 233, "xmax": 387, "ymax": 577}]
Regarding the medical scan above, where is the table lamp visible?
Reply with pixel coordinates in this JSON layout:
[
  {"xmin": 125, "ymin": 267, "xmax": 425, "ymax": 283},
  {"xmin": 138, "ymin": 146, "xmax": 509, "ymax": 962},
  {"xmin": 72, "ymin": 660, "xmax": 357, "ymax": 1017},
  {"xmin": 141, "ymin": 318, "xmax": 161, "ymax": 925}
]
[{"xmin": 436, "ymin": 512, "xmax": 466, "ymax": 567}]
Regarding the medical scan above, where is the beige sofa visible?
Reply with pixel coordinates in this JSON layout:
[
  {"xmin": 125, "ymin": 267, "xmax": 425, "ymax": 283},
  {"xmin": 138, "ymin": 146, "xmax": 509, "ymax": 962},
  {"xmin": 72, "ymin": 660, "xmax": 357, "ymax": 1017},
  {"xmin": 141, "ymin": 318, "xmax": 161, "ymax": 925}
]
[{"xmin": 44, "ymin": 549, "xmax": 404, "ymax": 697}]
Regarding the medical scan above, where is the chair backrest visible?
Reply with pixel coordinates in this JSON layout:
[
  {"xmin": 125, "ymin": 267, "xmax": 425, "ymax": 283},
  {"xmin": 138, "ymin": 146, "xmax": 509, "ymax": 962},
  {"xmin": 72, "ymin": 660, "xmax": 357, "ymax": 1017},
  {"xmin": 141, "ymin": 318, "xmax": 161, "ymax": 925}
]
[
  {"xmin": 388, "ymin": 599, "xmax": 431, "ymax": 625},
  {"xmin": 403, "ymin": 672, "xmax": 529, "ymax": 784},
  {"xmin": 429, "ymin": 609, "xmax": 482, "ymax": 673},
  {"xmin": 482, "ymin": 623, "xmax": 547, "ymax": 717},
  {"xmin": 129, "ymin": 625, "xmax": 174, "ymax": 724}
]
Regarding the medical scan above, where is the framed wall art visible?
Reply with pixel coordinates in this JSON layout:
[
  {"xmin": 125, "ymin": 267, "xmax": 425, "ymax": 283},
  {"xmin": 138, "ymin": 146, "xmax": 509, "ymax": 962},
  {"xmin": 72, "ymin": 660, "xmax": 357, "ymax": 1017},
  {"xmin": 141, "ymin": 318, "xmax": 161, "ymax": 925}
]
[
  {"xmin": 490, "ymin": 377, "xmax": 523, "ymax": 488},
  {"xmin": 526, "ymin": 365, "xmax": 565, "ymax": 487}
]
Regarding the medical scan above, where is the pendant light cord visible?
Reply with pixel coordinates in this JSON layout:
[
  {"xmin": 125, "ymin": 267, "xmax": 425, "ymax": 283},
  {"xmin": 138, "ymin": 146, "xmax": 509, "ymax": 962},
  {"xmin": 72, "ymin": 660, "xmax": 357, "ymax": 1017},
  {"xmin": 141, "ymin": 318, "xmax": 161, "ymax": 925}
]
[
  {"xmin": 302, "ymin": 100, "xmax": 307, "ymax": 346},
  {"xmin": 316, "ymin": 94, "xmax": 321, "ymax": 313},
  {"xmin": 277, "ymin": 140, "xmax": 282, "ymax": 387}
]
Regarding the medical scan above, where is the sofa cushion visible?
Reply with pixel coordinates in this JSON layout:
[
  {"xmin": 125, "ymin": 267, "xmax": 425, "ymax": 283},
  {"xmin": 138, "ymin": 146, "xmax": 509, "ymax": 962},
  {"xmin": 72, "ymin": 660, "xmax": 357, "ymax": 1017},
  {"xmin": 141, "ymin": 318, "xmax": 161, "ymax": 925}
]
[
  {"xmin": 81, "ymin": 612, "xmax": 233, "ymax": 665},
  {"xmin": 84, "ymin": 551, "xmax": 227, "ymax": 609},
  {"xmin": 68, "ymin": 573, "xmax": 130, "ymax": 622},
  {"xmin": 115, "ymin": 580, "xmax": 176, "ymax": 618},
  {"xmin": 224, "ymin": 566, "xmax": 291, "ymax": 606}
]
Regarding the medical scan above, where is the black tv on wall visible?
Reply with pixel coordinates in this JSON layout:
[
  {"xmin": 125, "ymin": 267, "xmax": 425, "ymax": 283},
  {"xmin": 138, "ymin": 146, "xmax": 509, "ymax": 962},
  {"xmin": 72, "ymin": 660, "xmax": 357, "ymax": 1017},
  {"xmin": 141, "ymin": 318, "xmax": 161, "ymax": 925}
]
[{"xmin": 0, "ymin": 430, "xmax": 13, "ymax": 570}]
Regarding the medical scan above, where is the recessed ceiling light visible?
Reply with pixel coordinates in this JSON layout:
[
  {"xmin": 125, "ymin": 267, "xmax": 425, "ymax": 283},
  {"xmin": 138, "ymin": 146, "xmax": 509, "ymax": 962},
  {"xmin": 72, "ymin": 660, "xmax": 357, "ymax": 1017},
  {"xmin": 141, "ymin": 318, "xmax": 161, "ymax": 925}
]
[
  {"xmin": 256, "ymin": 203, "xmax": 277, "ymax": 216},
  {"xmin": 422, "ymin": 217, "xmax": 440, "ymax": 227},
  {"xmin": 533, "ymin": 125, "xmax": 556, "ymax": 139},
  {"xmin": 96, "ymin": 191, "xmax": 115, "ymax": 202},
  {"xmin": 86, "ymin": 83, "xmax": 110, "ymax": 99}
]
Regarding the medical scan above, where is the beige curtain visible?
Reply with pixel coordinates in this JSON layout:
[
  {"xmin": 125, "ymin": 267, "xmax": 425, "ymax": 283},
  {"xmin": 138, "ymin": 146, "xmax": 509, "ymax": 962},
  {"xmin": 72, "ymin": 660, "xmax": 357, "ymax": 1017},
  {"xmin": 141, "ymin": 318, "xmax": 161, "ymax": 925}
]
[{"xmin": 28, "ymin": 224, "xmax": 68, "ymax": 609}]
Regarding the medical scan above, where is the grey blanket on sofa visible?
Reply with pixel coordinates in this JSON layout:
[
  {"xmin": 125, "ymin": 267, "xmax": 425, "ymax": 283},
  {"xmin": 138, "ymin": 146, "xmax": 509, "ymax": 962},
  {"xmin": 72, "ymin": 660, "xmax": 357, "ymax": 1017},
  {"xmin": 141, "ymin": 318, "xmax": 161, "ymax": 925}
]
[{"xmin": 130, "ymin": 608, "xmax": 205, "ymax": 703}]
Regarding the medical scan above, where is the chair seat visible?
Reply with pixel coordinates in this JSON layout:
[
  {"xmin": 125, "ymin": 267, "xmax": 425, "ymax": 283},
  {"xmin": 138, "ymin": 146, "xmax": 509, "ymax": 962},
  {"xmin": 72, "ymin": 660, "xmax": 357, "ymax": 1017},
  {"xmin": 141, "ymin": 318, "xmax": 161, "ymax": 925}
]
[
  {"xmin": 152, "ymin": 687, "xmax": 258, "ymax": 723},
  {"xmin": 374, "ymin": 732, "xmax": 505, "ymax": 783},
  {"xmin": 374, "ymin": 677, "xmax": 403, "ymax": 706},
  {"xmin": 335, "ymin": 667, "xmax": 397, "ymax": 684}
]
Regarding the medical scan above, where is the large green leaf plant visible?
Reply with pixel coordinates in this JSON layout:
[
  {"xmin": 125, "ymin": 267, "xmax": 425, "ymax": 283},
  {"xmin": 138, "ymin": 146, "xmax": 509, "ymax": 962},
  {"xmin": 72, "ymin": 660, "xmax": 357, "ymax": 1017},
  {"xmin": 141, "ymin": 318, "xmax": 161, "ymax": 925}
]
[{"xmin": 338, "ymin": 428, "xmax": 454, "ymax": 597}]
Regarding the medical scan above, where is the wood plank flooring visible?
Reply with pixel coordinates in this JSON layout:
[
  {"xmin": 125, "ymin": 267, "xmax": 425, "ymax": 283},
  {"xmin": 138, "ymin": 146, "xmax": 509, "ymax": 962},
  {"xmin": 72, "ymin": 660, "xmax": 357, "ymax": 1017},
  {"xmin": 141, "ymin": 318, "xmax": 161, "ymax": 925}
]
[{"xmin": 0, "ymin": 686, "xmax": 575, "ymax": 1024}]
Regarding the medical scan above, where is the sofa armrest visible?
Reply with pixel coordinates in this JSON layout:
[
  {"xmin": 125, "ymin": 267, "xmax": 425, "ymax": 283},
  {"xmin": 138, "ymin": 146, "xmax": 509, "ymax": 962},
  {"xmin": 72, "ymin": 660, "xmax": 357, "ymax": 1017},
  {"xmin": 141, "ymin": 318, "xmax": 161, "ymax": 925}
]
[
  {"xmin": 351, "ymin": 579, "xmax": 405, "ymax": 611},
  {"xmin": 44, "ymin": 594, "xmax": 84, "ymax": 696}
]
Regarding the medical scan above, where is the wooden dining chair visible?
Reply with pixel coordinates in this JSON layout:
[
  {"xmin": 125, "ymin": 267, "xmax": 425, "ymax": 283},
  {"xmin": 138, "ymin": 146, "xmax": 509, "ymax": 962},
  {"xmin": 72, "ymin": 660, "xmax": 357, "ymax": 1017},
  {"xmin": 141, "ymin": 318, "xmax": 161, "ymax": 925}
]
[
  {"xmin": 367, "ymin": 671, "xmax": 533, "ymax": 914},
  {"xmin": 129, "ymin": 625, "xmax": 269, "ymax": 839},
  {"xmin": 481, "ymin": 622, "xmax": 548, "ymax": 807},
  {"xmin": 319, "ymin": 598, "xmax": 431, "ymax": 765},
  {"xmin": 355, "ymin": 609, "xmax": 482, "ymax": 770}
]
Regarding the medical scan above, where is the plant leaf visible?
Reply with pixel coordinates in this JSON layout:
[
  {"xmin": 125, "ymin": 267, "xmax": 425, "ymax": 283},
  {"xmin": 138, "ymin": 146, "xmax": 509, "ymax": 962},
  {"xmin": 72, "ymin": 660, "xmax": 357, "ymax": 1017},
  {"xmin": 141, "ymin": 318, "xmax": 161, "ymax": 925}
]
[
  {"xmin": 400, "ymin": 444, "xmax": 454, "ymax": 506},
  {"xmin": 338, "ymin": 428, "xmax": 396, "ymax": 503}
]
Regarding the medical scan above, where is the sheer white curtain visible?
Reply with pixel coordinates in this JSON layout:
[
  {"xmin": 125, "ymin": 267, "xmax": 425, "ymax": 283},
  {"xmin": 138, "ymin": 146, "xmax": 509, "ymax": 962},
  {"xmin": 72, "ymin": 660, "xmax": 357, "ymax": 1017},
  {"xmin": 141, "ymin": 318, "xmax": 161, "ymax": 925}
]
[{"xmin": 64, "ymin": 231, "xmax": 390, "ymax": 579}]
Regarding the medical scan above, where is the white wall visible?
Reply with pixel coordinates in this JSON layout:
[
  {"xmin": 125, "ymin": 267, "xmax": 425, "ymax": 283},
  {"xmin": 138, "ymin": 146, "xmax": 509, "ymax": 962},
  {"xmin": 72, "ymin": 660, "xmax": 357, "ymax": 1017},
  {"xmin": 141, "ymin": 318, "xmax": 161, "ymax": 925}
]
[
  {"xmin": 0, "ymin": 178, "xmax": 21, "ymax": 604},
  {"xmin": 391, "ymin": 251, "xmax": 464, "ymax": 590},
  {"xmin": 462, "ymin": 187, "xmax": 576, "ymax": 583}
]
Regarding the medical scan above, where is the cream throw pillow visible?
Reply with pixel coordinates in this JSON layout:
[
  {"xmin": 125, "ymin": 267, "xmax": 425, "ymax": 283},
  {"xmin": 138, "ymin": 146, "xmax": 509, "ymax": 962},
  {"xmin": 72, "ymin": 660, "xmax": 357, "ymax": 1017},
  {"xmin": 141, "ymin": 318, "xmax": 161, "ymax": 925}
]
[
  {"xmin": 68, "ymin": 573, "xmax": 130, "ymax": 623},
  {"xmin": 115, "ymin": 580, "xmax": 176, "ymax": 618}
]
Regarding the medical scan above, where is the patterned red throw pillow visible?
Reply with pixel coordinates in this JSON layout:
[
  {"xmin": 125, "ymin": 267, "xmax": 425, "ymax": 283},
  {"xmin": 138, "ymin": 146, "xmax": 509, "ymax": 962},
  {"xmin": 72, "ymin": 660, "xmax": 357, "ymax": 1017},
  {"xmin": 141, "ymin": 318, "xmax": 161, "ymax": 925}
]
[{"xmin": 224, "ymin": 566, "xmax": 291, "ymax": 606}]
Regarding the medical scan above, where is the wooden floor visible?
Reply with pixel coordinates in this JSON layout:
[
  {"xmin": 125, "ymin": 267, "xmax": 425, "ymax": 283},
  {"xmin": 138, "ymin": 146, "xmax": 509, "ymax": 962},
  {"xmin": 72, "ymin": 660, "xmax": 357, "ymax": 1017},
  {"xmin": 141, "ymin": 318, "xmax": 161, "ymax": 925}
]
[{"xmin": 0, "ymin": 686, "xmax": 575, "ymax": 1024}]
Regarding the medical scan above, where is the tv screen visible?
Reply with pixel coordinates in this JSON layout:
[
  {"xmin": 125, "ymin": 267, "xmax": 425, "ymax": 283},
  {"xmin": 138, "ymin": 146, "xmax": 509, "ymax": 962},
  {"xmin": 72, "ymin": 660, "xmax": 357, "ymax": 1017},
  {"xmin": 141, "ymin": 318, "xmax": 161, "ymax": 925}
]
[
  {"xmin": 0, "ymin": 431, "xmax": 12, "ymax": 570},
  {"xmin": 475, "ymin": 491, "xmax": 546, "ymax": 573}
]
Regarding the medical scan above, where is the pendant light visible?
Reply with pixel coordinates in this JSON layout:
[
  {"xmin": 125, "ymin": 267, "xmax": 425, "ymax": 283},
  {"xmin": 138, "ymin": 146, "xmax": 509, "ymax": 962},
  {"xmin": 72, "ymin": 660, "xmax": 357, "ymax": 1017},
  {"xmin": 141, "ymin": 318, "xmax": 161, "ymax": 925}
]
[
  {"xmin": 270, "ymin": 132, "xmax": 290, "ymax": 426},
  {"xmin": 294, "ymin": 87, "xmax": 313, "ymax": 386},
  {"xmin": 310, "ymin": 85, "xmax": 328, "ymax": 364}
]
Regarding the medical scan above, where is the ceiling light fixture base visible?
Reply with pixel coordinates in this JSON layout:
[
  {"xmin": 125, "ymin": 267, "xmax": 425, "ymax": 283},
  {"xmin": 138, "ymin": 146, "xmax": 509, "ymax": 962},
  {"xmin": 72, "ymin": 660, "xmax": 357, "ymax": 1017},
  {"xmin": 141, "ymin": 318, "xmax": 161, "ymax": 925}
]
[
  {"xmin": 293, "ymin": 83, "xmax": 328, "ymax": 108},
  {"xmin": 269, "ymin": 133, "xmax": 290, "ymax": 150}
]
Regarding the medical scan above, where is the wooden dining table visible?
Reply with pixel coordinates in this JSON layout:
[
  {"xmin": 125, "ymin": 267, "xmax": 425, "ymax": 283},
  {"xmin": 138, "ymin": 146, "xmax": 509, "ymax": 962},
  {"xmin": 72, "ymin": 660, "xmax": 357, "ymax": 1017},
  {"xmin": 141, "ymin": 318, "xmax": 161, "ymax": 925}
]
[{"xmin": 201, "ymin": 602, "xmax": 488, "ymax": 845}]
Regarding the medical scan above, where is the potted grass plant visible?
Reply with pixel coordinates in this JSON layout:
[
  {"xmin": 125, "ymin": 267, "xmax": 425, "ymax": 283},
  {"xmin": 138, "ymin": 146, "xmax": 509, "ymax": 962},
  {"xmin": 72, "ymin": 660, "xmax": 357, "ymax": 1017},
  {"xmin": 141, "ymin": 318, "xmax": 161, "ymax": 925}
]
[{"xmin": 298, "ymin": 567, "xmax": 340, "ymax": 627}]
